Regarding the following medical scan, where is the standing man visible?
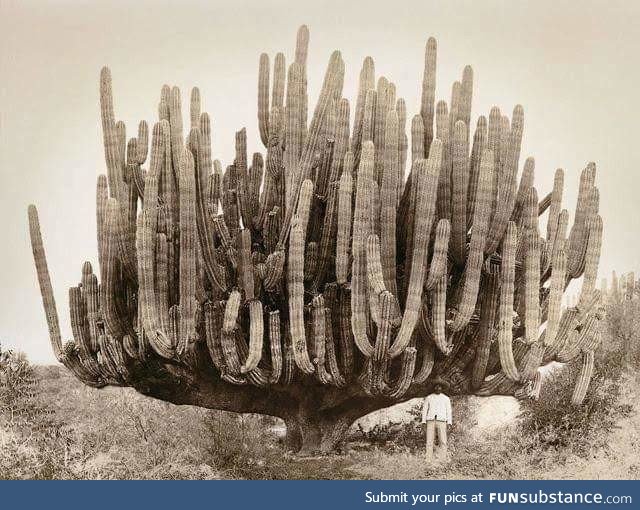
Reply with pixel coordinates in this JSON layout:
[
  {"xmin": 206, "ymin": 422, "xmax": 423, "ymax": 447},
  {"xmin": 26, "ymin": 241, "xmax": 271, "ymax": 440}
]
[{"xmin": 421, "ymin": 380, "xmax": 452, "ymax": 461}]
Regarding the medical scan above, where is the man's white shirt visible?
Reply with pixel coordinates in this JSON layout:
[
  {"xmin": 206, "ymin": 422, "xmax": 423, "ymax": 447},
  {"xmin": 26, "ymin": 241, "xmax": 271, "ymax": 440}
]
[{"xmin": 421, "ymin": 393, "xmax": 452, "ymax": 424}]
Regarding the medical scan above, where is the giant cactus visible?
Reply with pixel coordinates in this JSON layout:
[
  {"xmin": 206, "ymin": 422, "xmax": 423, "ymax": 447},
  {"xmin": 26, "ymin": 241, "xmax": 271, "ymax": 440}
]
[{"xmin": 28, "ymin": 26, "xmax": 604, "ymax": 453}]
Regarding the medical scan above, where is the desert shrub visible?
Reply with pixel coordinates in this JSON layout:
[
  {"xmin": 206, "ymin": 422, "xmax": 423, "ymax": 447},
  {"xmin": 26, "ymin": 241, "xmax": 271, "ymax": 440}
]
[
  {"xmin": 0, "ymin": 346, "xmax": 75, "ymax": 479},
  {"xmin": 0, "ymin": 345, "xmax": 38, "ymax": 420},
  {"xmin": 518, "ymin": 298, "xmax": 639, "ymax": 458}
]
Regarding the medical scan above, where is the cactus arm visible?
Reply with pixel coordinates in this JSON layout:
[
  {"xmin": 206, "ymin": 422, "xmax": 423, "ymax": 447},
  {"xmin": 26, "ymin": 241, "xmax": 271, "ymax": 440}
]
[
  {"xmin": 450, "ymin": 148, "xmax": 494, "ymax": 331},
  {"xmin": 389, "ymin": 140, "xmax": 442, "ymax": 358},
  {"xmin": 177, "ymin": 148, "xmax": 198, "ymax": 357},
  {"xmin": 471, "ymin": 269, "xmax": 500, "ymax": 389},
  {"xmin": 567, "ymin": 163, "xmax": 596, "ymax": 277},
  {"xmin": 571, "ymin": 350, "xmax": 595, "ymax": 405},
  {"xmin": 241, "ymin": 300, "xmax": 264, "ymax": 373},
  {"xmin": 28, "ymin": 205, "xmax": 63, "ymax": 360},
  {"xmin": 96, "ymin": 174, "xmax": 109, "ymax": 270},
  {"xmin": 101, "ymin": 198, "xmax": 134, "ymax": 339},
  {"xmin": 466, "ymin": 116, "xmax": 487, "ymax": 227},
  {"xmin": 435, "ymin": 101, "xmax": 451, "ymax": 221},
  {"xmin": 258, "ymin": 53, "xmax": 270, "ymax": 146},
  {"xmin": 450, "ymin": 120, "xmax": 470, "ymax": 265},
  {"xmin": 335, "ymin": 156, "xmax": 353, "ymax": 285},
  {"xmin": 191, "ymin": 114, "xmax": 227, "ymax": 292},
  {"xmin": 99, "ymin": 67, "xmax": 124, "ymax": 202},
  {"xmin": 237, "ymin": 229, "xmax": 255, "ymax": 300},
  {"xmin": 412, "ymin": 324, "xmax": 435, "ymax": 383},
  {"xmin": 371, "ymin": 291, "xmax": 394, "ymax": 393},
  {"xmin": 204, "ymin": 302, "xmax": 227, "ymax": 374},
  {"xmin": 497, "ymin": 221, "xmax": 519, "ymax": 380},
  {"xmin": 431, "ymin": 275, "xmax": 451, "ymax": 354},
  {"xmin": 484, "ymin": 105, "xmax": 525, "ymax": 255},
  {"xmin": 311, "ymin": 295, "xmax": 333, "ymax": 384},
  {"xmin": 351, "ymin": 56, "xmax": 375, "ymax": 159},
  {"xmin": 136, "ymin": 120, "xmax": 149, "ymax": 164},
  {"xmin": 511, "ymin": 157, "xmax": 535, "ymax": 223},
  {"xmin": 288, "ymin": 221, "xmax": 315, "ymax": 373},
  {"xmin": 68, "ymin": 286, "xmax": 95, "ymax": 366},
  {"xmin": 337, "ymin": 287, "xmax": 354, "ymax": 379},
  {"xmin": 268, "ymin": 310, "xmax": 283, "ymax": 384},
  {"xmin": 544, "ymin": 247, "xmax": 567, "ymax": 347},
  {"xmin": 219, "ymin": 291, "xmax": 244, "ymax": 376},
  {"xmin": 380, "ymin": 110, "xmax": 399, "ymax": 295},
  {"xmin": 425, "ymin": 221, "xmax": 451, "ymax": 293},
  {"xmin": 82, "ymin": 265, "xmax": 101, "ymax": 353},
  {"xmin": 351, "ymin": 142, "xmax": 376, "ymax": 356},
  {"xmin": 168, "ymin": 86, "xmax": 184, "ymax": 173},
  {"xmin": 580, "ymin": 214, "xmax": 603, "ymax": 297},
  {"xmin": 323, "ymin": 306, "xmax": 347, "ymax": 387},
  {"xmin": 544, "ymin": 169, "xmax": 565, "ymax": 262},
  {"xmin": 420, "ymin": 37, "xmax": 437, "ymax": 154},
  {"xmin": 272, "ymin": 52, "xmax": 286, "ymax": 110},
  {"xmin": 383, "ymin": 347, "xmax": 417, "ymax": 399},
  {"xmin": 524, "ymin": 235, "xmax": 541, "ymax": 344},
  {"xmin": 190, "ymin": 87, "xmax": 201, "ymax": 130},
  {"xmin": 280, "ymin": 52, "xmax": 344, "ymax": 243},
  {"xmin": 365, "ymin": 234, "xmax": 387, "ymax": 297}
]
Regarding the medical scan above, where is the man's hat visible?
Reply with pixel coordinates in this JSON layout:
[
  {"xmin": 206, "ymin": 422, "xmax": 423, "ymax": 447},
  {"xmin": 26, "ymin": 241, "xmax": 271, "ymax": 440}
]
[{"xmin": 431, "ymin": 377, "xmax": 450, "ymax": 391}]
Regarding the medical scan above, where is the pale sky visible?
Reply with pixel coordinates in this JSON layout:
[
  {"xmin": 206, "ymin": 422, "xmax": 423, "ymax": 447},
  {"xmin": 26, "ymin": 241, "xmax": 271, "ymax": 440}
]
[{"xmin": 1, "ymin": 0, "xmax": 639, "ymax": 363}]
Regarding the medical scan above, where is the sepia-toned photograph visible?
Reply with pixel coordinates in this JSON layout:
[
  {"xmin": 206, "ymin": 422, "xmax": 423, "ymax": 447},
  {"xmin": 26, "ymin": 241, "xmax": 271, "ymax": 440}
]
[{"xmin": 1, "ymin": 0, "xmax": 638, "ymax": 481}]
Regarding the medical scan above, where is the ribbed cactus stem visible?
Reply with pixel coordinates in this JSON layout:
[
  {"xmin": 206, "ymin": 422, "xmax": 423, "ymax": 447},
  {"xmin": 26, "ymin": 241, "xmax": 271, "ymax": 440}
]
[
  {"xmin": 96, "ymin": 174, "xmax": 109, "ymax": 270},
  {"xmin": 451, "ymin": 148, "xmax": 494, "ymax": 331},
  {"xmin": 351, "ymin": 142, "xmax": 375, "ymax": 356},
  {"xmin": 524, "ymin": 234, "xmax": 541, "ymax": 344},
  {"xmin": 484, "ymin": 105, "xmax": 524, "ymax": 255},
  {"xmin": 311, "ymin": 295, "xmax": 332, "ymax": 384},
  {"xmin": 28, "ymin": 205, "xmax": 63, "ymax": 360},
  {"xmin": 272, "ymin": 53, "xmax": 286, "ymax": 110},
  {"xmin": 389, "ymin": 140, "xmax": 442, "ymax": 358},
  {"xmin": 471, "ymin": 270, "xmax": 500, "ymax": 389},
  {"xmin": 545, "ymin": 169, "xmax": 564, "ymax": 256},
  {"xmin": 424, "ymin": 219, "xmax": 451, "ymax": 291},
  {"xmin": 431, "ymin": 276, "xmax": 450, "ymax": 354},
  {"xmin": 178, "ymin": 148, "xmax": 197, "ymax": 357},
  {"xmin": 102, "ymin": 198, "xmax": 133, "ymax": 339},
  {"xmin": 571, "ymin": 350, "xmax": 594, "ymax": 405},
  {"xmin": 238, "ymin": 229, "xmax": 255, "ymax": 300},
  {"xmin": 380, "ymin": 110, "xmax": 399, "ymax": 296},
  {"xmin": 258, "ymin": 53, "xmax": 270, "ymax": 146},
  {"xmin": 567, "ymin": 163, "xmax": 596, "ymax": 277},
  {"xmin": 544, "ymin": 247, "xmax": 567, "ymax": 347},
  {"xmin": 335, "ymin": 157, "xmax": 353, "ymax": 285},
  {"xmin": 223, "ymin": 290, "xmax": 241, "ymax": 333},
  {"xmin": 420, "ymin": 37, "xmax": 437, "ymax": 154},
  {"xmin": 498, "ymin": 222, "xmax": 519, "ymax": 380},
  {"xmin": 288, "ymin": 221, "xmax": 315, "ymax": 373},
  {"xmin": 351, "ymin": 56, "xmax": 375, "ymax": 156},
  {"xmin": 450, "ymin": 120, "xmax": 469, "ymax": 265},
  {"xmin": 373, "ymin": 290, "xmax": 394, "ymax": 369},
  {"xmin": 435, "ymin": 100, "xmax": 451, "ymax": 221},
  {"xmin": 190, "ymin": 87, "xmax": 201, "ymax": 130},
  {"xmin": 580, "ymin": 215, "xmax": 603, "ymax": 298},
  {"xmin": 268, "ymin": 311, "xmax": 283, "ymax": 384},
  {"xmin": 241, "ymin": 300, "xmax": 264, "ymax": 373}
]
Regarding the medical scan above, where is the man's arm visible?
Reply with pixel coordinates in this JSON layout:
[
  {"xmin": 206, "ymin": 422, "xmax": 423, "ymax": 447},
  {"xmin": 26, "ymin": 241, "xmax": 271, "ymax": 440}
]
[
  {"xmin": 446, "ymin": 396, "xmax": 452, "ymax": 425},
  {"xmin": 421, "ymin": 397, "xmax": 429, "ymax": 423}
]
